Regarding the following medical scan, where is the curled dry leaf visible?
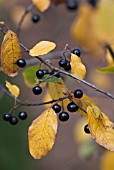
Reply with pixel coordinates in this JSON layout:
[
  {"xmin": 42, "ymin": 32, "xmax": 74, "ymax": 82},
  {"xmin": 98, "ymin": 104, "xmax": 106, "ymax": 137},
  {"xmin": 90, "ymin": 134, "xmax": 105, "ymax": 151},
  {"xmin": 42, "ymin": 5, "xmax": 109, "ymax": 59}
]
[
  {"xmin": 1, "ymin": 30, "xmax": 22, "ymax": 77},
  {"xmin": 6, "ymin": 81, "xmax": 20, "ymax": 98},
  {"xmin": 28, "ymin": 108, "xmax": 58, "ymax": 159},
  {"xmin": 29, "ymin": 41, "xmax": 56, "ymax": 57},
  {"xmin": 70, "ymin": 53, "xmax": 86, "ymax": 79},
  {"xmin": 32, "ymin": 0, "xmax": 51, "ymax": 12},
  {"xmin": 87, "ymin": 105, "xmax": 114, "ymax": 151}
]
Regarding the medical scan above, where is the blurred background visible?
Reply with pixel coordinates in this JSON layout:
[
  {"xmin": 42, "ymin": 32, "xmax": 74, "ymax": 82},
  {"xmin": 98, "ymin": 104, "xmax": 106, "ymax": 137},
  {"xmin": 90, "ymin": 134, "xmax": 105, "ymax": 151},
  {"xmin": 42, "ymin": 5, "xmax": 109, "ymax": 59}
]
[{"xmin": 0, "ymin": 0, "xmax": 114, "ymax": 170}]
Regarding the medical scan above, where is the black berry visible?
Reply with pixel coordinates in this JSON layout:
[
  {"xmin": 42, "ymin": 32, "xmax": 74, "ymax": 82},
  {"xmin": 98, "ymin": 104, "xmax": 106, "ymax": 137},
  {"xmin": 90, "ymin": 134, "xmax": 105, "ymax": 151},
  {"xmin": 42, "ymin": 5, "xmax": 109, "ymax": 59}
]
[
  {"xmin": 32, "ymin": 14, "xmax": 40, "ymax": 23},
  {"xmin": 59, "ymin": 59, "xmax": 67, "ymax": 68},
  {"xmin": 67, "ymin": 102, "xmax": 78, "ymax": 112},
  {"xmin": 32, "ymin": 85, "xmax": 42, "ymax": 95},
  {"xmin": 72, "ymin": 48, "xmax": 81, "ymax": 57},
  {"xmin": 3, "ymin": 113, "xmax": 12, "ymax": 121},
  {"xmin": 36, "ymin": 70, "xmax": 44, "ymax": 79},
  {"xmin": 43, "ymin": 69, "xmax": 49, "ymax": 75},
  {"xmin": 18, "ymin": 111, "xmax": 27, "ymax": 120},
  {"xmin": 50, "ymin": 70, "xmax": 60, "ymax": 78},
  {"xmin": 74, "ymin": 89, "xmax": 83, "ymax": 99},
  {"xmin": 84, "ymin": 124, "xmax": 90, "ymax": 134},
  {"xmin": 66, "ymin": 0, "xmax": 78, "ymax": 10},
  {"xmin": 88, "ymin": 0, "xmax": 98, "ymax": 7},
  {"xmin": 52, "ymin": 104, "xmax": 61, "ymax": 113},
  {"xmin": 59, "ymin": 111, "xmax": 69, "ymax": 122},
  {"xmin": 17, "ymin": 59, "xmax": 26, "ymax": 68},
  {"xmin": 64, "ymin": 61, "xmax": 71, "ymax": 71},
  {"xmin": 9, "ymin": 116, "xmax": 18, "ymax": 125}
]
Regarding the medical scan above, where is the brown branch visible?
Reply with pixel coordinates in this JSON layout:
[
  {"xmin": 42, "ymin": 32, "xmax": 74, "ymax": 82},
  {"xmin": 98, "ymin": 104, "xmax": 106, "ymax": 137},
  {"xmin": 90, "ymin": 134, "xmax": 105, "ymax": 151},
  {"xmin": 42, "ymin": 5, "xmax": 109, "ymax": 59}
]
[{"xmin": 19, "ymin": 44, "xmax": 114, "ymax": 100}]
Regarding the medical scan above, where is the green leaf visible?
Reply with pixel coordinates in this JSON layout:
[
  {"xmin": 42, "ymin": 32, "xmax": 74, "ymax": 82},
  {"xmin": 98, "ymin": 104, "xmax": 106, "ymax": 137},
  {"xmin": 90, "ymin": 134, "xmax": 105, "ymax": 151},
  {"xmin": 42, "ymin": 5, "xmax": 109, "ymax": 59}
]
[
  {"xmin": 22, "ymin": 66, "xmax": 62, "ymax": 88},
  {"xmin": 37, "ymin": 75, "xmax": 62, "ymax": 84},
  {"xmin": 22, "ymin": 66, "xmax": 40, "ymax": 88},
  {"xmin": 97, "ymin": 67, "xmax": 114, "ymax": 73}
]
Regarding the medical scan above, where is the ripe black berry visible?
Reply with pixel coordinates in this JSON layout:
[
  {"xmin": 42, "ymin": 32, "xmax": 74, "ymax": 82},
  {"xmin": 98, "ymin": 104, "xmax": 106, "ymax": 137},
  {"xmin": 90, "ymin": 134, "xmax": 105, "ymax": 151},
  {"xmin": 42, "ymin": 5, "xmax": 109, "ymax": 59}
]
[
  {"xmin": 17, "ymin": 59, "xmax": 26, "ymax": 68},
  {"xmin": 66, "ymin": 0, "xmax": 78, "ymax": 10},
  {"xmin": 72, "ymin": 48, "xmax": 81, "ymax": 57},
  {"xmin": 50, "ymin": 70, "xmax": 60, "ymax": 78},
  {"xmin": 67, "ymin": 102, "xmax": 78, "ymax": 112},
  {"xmin": 64, "ymin": 61, "xmax": 71, "ymax": 71},
  {"xmin": 32, "ymin": 86, "xmax": 42, "ymax": 95},
  {"xmin": 74, "ymin": 89, "xmax": 83, "ymax": 99},
  {"xmin": 3, "ymin": 113, "xmax": 12, "ymax": 121},
  {"xmin": 52, "ymin": 104, "xmax": 61, "ymax": 113},
  {"xmin": 59, "ymin": 59, "xmax": 67, "ymax": 68},
  {"xmin": 84, "ymin": 124, "xmax": 90, "ymax": 134},
  {"xmin": 32, "ymin": 14, "xmax": 40, "ymax": 23},
  {"xmin": 43, "ymin": 69, "xmax": 49, "ymax": 75},
  {"xmin": 36, "ymin": 70, "xmax": 44, "ymax": 78},
  {"xmin": 88, "ymin": 0, "xmax": 98, "ymax": 7},
  {"xmin": 9, "ymin": 116, "xmax": 18, "ymax": 125},
  {"xmin": 59, "ymin": 111, "xmax": 69, "ymax": 122},
  {"xmin": 18, "ymin": 111, "xmax": 27, "ymax": 120}
]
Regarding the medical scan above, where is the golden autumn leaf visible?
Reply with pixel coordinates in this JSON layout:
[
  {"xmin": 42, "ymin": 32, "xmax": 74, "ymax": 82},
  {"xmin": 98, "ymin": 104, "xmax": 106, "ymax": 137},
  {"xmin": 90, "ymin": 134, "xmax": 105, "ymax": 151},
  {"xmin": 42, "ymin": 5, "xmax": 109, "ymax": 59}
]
[
  {"xmin": 70, "ymin": 53, "xmax": 86, "ymax": 79},
  {"xmin": 48, "ymin": 78, "xmax": 69, "ymax": 109},
  {"xmin": 1, "ymin": 30, "xmax": 22, "ymax": 77},
  {"xmin": 48, "ymin": 79, "xmax": 67, "ymax": 100},
  {"xmin": 71, "ymin": 1, "xmax": 114, "ymax": 56},
  {"xmin": 87, "ymin": 105, "xmax": 114, "ymax": 151},
  {"xmin": 32, "ymin": 0, "xmax": 50, "ymax": 12},
  {"xmin": 28, "ymin": 108, "xmax": 58, "ymax": 159},
  {"xmin": 29, "ymin": 41, "xmax": 56, "ymax": 57},
  {"xmin": 101, "ymin": 151, "xmax": 114, "ymax": 170},
  {"xmin": 73, "ymin": 94, "xmax": 95, "ymax": 117},
  {"xmin": 6, "ymin": 81, "xmax": 20, "ymax": 98}
]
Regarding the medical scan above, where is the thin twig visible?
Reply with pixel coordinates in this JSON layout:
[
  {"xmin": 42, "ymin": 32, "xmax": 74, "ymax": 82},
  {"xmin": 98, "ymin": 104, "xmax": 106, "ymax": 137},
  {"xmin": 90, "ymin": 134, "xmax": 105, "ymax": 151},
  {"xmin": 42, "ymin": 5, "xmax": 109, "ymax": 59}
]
[{"xmin": 16, "ymin": 3, "xmax": 34, "ymax": 35}]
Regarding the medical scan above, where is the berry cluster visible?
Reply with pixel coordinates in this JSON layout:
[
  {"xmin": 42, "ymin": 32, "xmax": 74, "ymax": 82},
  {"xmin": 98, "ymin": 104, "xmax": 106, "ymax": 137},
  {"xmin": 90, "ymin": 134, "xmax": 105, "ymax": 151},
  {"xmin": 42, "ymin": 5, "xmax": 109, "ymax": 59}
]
[
  {"xmin": 3, "ymin": 111, "xmax": 27, "ymax": 125},
  {"xmin": 32, "ymin": 69, "xmax": 61, "ymax": 95},
  {"xmin": 58, "ymin": 48, "xmax": 81, "ymax": 71},
  {"xmin": 51, "ymin": 89, "xmax": 83, "ymax": 122}
]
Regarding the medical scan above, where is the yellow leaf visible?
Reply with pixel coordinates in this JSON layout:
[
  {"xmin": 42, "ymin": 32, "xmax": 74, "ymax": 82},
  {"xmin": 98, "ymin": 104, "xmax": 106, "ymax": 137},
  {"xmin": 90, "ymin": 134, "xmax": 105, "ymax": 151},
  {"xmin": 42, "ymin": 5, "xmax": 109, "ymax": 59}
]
[
  {"xmin": 29, "ymin": 41, "xmax": 56, "ymax": 57},
  {"xmin": 28, "ymin": 108, "xmax": 58, "ymax": 159},
  {"xmin": 6, "ymin": 81, "xmax": 20, "ymax": 98},
  {"xmin": 87, "ymin": 105, "xmax": 114, "ymax": 151},
  {"xmin": 48, "ymin": 78, "xmax": 69, "ymax": 109},
  {"xmin": 48, "ymin": 79, "xmax": 67, "ymax": 100},
  {"xmin": 73, "ymin": 94, "xmax": 95, "ymax": 117},
  {"xmin": 70, "ymin": 53, "xmax": 86, "ymax": 79},
  {"xmin": 32, "ymin": 0, "xmax": 50, "ymax": 12},
  {"xmin": 101, "ymin": 151, "xmax": 114, "ymax": 170},
  {"xmin": 1, "ymin": 30, "xmax": 22, "ymax": 77}
]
